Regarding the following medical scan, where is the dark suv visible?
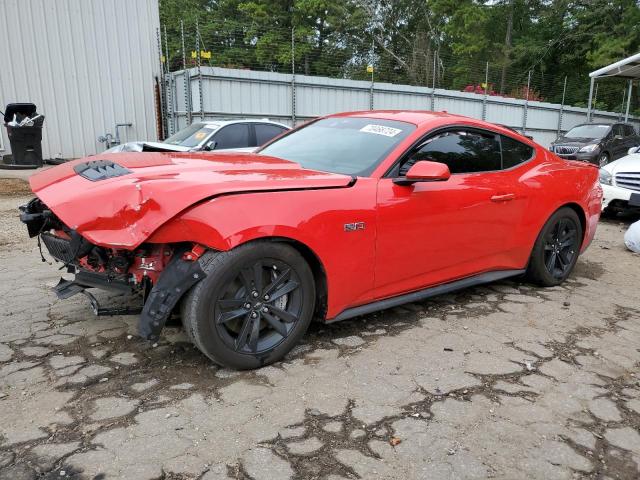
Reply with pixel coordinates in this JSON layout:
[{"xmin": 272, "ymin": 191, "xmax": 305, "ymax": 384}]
[{"xmin": 550, "ymin": 122, "xmax": 640, "ymax": 167}]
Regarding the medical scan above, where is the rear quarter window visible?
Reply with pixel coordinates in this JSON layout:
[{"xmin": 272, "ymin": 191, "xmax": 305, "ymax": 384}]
[
  {"xmin": 501, "ymin": 135, "xmax": 534, "ymax": 168},
  {"xmin": 255, "ymin": 124, "xmax": 287, "ymax": 145}
]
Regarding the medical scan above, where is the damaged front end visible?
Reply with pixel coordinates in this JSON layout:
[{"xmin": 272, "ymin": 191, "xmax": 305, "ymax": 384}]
[{"xmin": 19, "ymin": 198, "xmax": 207, "ymax": 342}]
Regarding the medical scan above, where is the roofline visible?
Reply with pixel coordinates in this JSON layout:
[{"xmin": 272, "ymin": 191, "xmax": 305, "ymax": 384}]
[
  {"xmin": 589, "ymin": 52, "xmax": 640, "ymax": 79},
  {"xmin": 323, "ymin": 109, "xmax": 472, "ymax": 126}
]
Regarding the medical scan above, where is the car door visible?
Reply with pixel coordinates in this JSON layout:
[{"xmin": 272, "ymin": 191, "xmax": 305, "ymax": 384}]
[
  {"xmin": 374, "ymin": 129, "xmax": 531, "ymax": 300},
  {"xmin": 211, "ymin": 123, "xmax": 251, "ymax": 150}
]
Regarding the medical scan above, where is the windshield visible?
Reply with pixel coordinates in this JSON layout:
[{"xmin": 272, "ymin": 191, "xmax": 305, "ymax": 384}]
[
  {"xmin": 164, "ymin": 123, "xmax": 218, "ymax": 147},
  {"xmin": 564, "ymin": 124, "xmax": 610, "ymax": 139},
  {"xmin": 258, "ymin": 117, "xmax": 415, "ymax": 175}
]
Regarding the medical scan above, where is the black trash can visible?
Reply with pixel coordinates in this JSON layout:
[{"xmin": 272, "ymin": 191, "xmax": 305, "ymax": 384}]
[{"xmin": 3, "ymin": 103, "xmax": 45, "ymax": 167}]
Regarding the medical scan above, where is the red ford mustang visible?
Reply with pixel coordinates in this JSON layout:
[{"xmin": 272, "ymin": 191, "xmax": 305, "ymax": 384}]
[{"xmin": 21, "ymin": 111, "xmax": 602, "ymax": 369}]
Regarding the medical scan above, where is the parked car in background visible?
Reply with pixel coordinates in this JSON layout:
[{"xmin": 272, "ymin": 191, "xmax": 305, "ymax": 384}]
[
  {"xmin": 104, "ymin": 119, "xmax": 290, "ymax": 154},
  {"xmin": 600, "ymin": 148, "xmax": 640, "ymax": 215},
  {"xmin": 550, "ymin": 122, "xmax": 640, "ymax": 167},
  {"xmin": 21, "ymin": 110, "xmax": 602, "ymax": 369}
]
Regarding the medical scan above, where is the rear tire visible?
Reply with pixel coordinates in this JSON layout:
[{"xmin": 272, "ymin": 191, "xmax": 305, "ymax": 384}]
[
  {"xmin": 526, "ymin": 207, "xmax": 583, "ymax": 287},
  {"xmin": 181, "ymin": 242, "xmax": 315, "ymax": 370}
]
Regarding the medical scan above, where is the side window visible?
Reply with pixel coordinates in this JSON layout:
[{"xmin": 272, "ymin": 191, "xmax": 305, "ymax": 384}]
[
  {"xmin": 624, "ymin": 125, "xmax": 636, "ymax": 137},
  {"xmin": 255, "ymin": 124, "xmax": 287, "ymax": 145},
  {"xmin": 213, "ymin": 124, "xmax": 250, "ymax": 149},
  {"xmin": 400, "ymin": 130, "xmax": 501, "ymax": 176},
  {"xmin": 501, "ymin": 135, "xmax": 534, "ymax": 168},
  {"xmin": 613, "ymin": 125, "xmax": 624, "ymax": 137}
]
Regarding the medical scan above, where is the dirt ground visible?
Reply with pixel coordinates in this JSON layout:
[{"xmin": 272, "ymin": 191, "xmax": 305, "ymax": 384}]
[{"xmin": 1, "ymin": 178, "xmax": 640, "ymax": 480}]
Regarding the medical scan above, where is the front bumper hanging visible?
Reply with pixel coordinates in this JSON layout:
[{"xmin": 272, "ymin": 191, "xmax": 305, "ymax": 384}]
[{"xmin": 138, "ymin": 252, "xmax": 206, "ymax": 342}]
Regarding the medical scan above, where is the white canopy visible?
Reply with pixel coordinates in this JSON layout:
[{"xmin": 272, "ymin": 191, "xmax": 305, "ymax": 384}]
[{"xmin": 587, "ymin": 53, "xmax": 640, "ymax": 121}]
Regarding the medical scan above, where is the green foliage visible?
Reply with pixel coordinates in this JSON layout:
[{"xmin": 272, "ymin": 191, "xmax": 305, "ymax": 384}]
[{"xmin": 159, "ymin": 0, "xmax": 640, "ymax": 111}]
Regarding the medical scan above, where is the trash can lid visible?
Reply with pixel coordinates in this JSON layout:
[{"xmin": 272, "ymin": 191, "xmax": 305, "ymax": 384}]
[{"xmin": 4, "ymin": 103, "xmax": 37, "ymax": 123}]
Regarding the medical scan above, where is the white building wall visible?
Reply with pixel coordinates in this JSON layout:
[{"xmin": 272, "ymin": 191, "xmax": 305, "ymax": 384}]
[{"xmin": 0, "ymin": 0, "xmax": 161, "ymax": 159}]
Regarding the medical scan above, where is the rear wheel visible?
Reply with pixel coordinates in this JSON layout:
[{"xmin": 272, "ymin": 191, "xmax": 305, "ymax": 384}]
[
  {"xmin": 181, "ymin": 242, "xmax": 315, "ymax": 370},
  {"xmin": 526, "ymin": 207, "xmax": 583, "ymax": 287}
]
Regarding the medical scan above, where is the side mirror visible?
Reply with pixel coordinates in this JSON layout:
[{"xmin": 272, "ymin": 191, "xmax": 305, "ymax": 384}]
[
  {"xmin": 614, "ymin": 135, "xmax": 624, "ymax": 141},
  {"xmin": 203, "ymin": 140, "xmax": 216, "ymax": 151},
  {"xmin": 629, "ymin": 146, "xmax": 640, "ymax": 155},
  {"xmin": 394, "ymin": 161, "xmax": 451, "ymax": 186}
]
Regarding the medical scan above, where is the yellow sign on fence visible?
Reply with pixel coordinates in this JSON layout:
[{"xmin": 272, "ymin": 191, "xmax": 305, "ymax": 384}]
[{"xmin": 191, "ymin": 50, "xmax": 212, "ymax": 59}]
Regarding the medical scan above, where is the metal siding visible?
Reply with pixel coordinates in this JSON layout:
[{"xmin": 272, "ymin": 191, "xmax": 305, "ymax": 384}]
[
  {"xmin": 0, "ymin": 0, "xmax": 161, "ymax": 159},
  {"xmin": 169, "ymin": 68, "xmax": 640, "ymax": 148}
]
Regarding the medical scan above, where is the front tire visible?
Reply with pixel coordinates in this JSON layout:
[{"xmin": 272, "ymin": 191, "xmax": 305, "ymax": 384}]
[
  {"xmin": 182, "ymin": 242, "xmax": 315, "ymax": 370},
  {"xmin": 526, "ymin": 207, "xmax": 583, "ymax": 287}
]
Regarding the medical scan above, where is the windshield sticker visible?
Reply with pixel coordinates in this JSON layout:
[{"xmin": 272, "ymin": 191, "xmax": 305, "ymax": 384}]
[
  {"xmin": 194, "ymin": 131, "xmax": 208, "ymax": 140},
  {"xmin": 360, "ymin": 124, "xmax": 402, "ymax": 137}
]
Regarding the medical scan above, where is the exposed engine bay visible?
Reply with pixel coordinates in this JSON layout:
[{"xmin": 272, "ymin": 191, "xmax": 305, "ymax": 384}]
[{"xmin": 19, "ymin": 197, "xmax": 207, "ymax": 341}]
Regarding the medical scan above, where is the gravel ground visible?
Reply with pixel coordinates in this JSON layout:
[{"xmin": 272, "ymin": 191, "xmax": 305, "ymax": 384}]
[{"xmin": 1, "ymin": 180, "xmax": 640, "ymax": 480}]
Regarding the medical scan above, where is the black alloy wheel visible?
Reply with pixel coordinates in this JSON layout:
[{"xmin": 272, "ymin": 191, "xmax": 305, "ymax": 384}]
[
  {"xmin": 214, "ymin": 259, "xmax": 303, "ymax": 354},
  {"xmin": 526, "ymin": 207, "xmax": 583, "ymax": 287},
  {"xmin": 181, "ymin": 242, "xmax": 315, "ymax": 369},
  {"xmin": 543, "ymin": 218, "xmax": 579, "ymax": 279}
]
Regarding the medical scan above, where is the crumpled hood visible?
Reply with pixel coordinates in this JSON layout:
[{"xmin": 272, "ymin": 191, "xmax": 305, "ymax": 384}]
[{"xmin": 30, "ymin": 151, "xmax": 353, "ymax": 248}]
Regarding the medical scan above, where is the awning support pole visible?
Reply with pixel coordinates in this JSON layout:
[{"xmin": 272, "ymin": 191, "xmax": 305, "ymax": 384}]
[
  {"xmin": 587, "ymin": 77, "xmax": 595, "ymax": 122},
  {"xmin": 625, "ymin": 79, "xmax": 633, "ymax": 122}
]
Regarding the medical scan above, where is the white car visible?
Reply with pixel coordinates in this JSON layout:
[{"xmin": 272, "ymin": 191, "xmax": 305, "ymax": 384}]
[
  {"xmin": 600, "ymin": 146, "xmax": 640, "ymax": 214},
  {"xmin": 104, "ymin": 119, "xmax": 290, "ymax": 154}
]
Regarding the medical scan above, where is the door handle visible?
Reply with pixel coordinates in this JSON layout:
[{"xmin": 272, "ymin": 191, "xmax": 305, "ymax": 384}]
[{"xmin": 491, "ymin": 193, "xmax": 515, "ymax": 202}]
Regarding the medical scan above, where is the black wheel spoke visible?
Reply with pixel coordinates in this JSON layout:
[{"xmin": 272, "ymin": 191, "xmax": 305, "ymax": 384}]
[
  {"xmin": 262, "ymin": 311, "xmax": 288, "ymax": 337},
  {"xmin": 545, "ymin": 251, "xmax": 557, "ymax": 273},
  {"xmin": 217, "ymin": 307, "xmax": 248, "ymax": 324},
  {"xmin": 263, "ymin": 268, "xmax": 291, "ymax": 297},
  {"xmin": 559, "ymin": 231, "xmax": 576, "ymax": 247},
  {"xmin": 270, "ymin": 280, "xmax": 300, "ymax": 301},
  {"xmin": 248, "ymin": 316, "xmax": 261, "ymax": 352},
  {"xmin": 556, "ymin": 251, "xmax": 567, "ymax": 269},
  {"xmin": 217, "ymin": 298, "xmax": 246, "ymax": 309},
  {"xmin": 234, "ymin": 314, "xmax": 253, "ymax": 351},
  {"xmin": 267, "ymin": 304, "xmax": 299, "ymax": 323}
]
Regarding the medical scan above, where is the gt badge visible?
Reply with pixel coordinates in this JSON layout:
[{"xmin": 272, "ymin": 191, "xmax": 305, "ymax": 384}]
[{"xmin": 344, "ymin": 222, "xmax": 365, "ymax": 232}]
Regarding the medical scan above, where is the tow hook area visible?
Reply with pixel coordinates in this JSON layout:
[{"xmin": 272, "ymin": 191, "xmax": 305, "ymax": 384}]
[{"xmin": 138, "ymin": 245, "xmax": 207, "ymax": 342}]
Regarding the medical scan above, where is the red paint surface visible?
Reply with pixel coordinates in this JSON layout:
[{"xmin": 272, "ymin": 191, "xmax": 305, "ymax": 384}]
[{"xmin": 30, "ymin": 111, "xmax": 601, "ymax": 320}]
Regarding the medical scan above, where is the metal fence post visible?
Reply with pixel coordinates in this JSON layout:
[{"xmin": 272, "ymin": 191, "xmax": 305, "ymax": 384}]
[
  {"xmin": 181, "ymin": 20, "xmax": 192, "ymax": 126},
  {"xmin": 164, "ymin": 25, "xmax": 174, "ymax": 136},
  {"xmin": 156, "ymin": 27, "xmax": 166, "ymax": 140},
  {"xmin": 430, "ymin": 56, "xmax": 436, "ymax": 111},
  {"xmin": 557, "ymin": 76, "xmax": 567, "ymax": 136},
  {"xmin": 369, "ymin": 36, "xmax": 374, "ymax": 110},
  {"xmin": 522, "ymin": 71, "xmax": 531, "ymax": 134},
  {"xmin": 625, "ymin": 79, "xmax": 633, "ymax": 122},
  {"xmin": 291, "ymin": 27, "xmax": 296, "ymax": 127},
  {"xmin": 482, "ymin": 62, "xmax": 488, "ymax": 121},
  {"xmin": 195, "ymin": 19, "xmax": 204, "ymax": 121}
]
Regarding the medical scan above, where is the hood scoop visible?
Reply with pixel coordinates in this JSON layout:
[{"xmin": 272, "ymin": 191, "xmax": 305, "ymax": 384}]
[{"xmin": 74, "ymin": 159, "xmax": 132, "ymax": 181}]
